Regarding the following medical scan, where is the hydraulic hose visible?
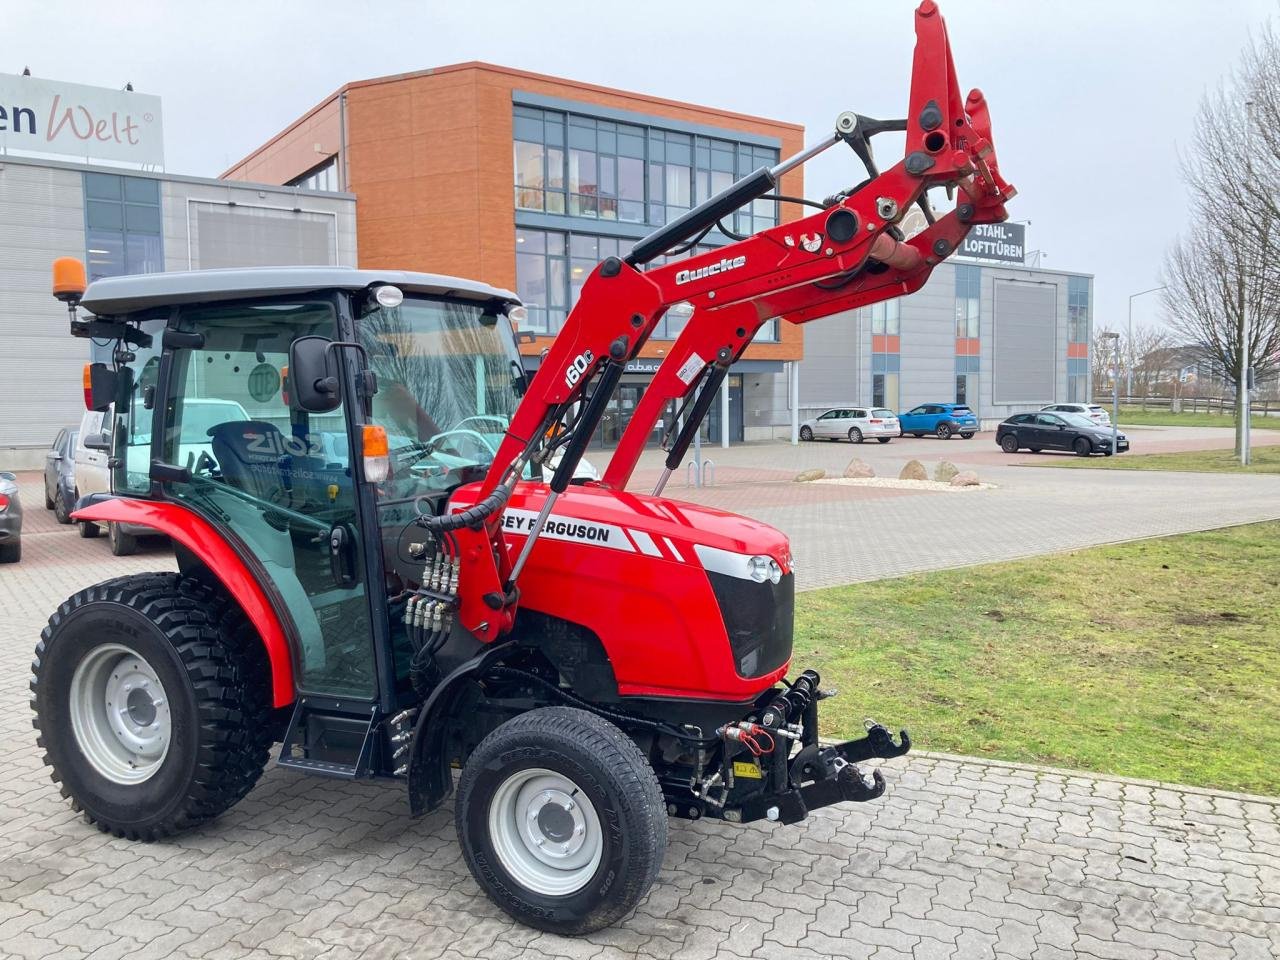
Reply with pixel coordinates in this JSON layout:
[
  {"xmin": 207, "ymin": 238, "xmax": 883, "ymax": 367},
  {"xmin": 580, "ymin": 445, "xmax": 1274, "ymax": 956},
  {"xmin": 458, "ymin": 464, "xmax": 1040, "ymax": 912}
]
[{"xmin": 416, "ymin": 484, "xmax": 511, "ymax": 533}]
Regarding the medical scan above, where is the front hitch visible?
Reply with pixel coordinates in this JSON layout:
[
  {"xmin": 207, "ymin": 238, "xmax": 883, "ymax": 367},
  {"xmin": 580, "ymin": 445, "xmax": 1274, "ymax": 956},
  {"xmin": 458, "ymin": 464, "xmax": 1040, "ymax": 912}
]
[{"xmin": 735, "ymin": 719, "xmax": 911, "ymax": 825}]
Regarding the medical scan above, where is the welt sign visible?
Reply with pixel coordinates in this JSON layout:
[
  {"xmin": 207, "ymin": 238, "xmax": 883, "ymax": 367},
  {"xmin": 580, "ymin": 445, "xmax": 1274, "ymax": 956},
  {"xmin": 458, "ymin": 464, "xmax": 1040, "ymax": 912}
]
[
  {"xmin": 959, "ymin": 222, "xmax": 1025, "ymax": 264},
  {"xmin": 0, "ymin": 74, "xmax": 164, "ymax": 166}
]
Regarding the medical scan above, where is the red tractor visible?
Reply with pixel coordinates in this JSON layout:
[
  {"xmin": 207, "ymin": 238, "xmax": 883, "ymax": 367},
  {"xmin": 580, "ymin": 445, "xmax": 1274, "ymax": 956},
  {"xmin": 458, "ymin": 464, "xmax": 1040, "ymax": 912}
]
[{"xmin": 32, "ymin": 2, "xmax": 1011, "ymax": 934}]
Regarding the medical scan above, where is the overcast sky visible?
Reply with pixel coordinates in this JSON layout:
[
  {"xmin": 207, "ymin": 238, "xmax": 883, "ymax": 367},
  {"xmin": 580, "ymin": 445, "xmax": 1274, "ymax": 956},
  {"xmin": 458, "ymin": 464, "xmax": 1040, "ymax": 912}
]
[{"xmin": 9, "ymin": 0, "xmax": 1275, "ymax": 336}]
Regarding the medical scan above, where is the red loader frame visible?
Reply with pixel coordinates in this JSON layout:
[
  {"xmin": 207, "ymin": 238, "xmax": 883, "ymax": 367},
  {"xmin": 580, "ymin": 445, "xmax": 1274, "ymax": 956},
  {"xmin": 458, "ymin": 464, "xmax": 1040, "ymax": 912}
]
[{"xmin": 432, "ymin": 0, "xmax": 1013, "ymax": 646}]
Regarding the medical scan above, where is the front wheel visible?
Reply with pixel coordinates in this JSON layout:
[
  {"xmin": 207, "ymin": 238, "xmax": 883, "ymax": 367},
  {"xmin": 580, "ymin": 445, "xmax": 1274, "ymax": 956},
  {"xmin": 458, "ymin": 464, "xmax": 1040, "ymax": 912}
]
[
  {"xmin": 54, "ymin": 493, "xmax": 72, "ymax": 525},
  {"xmin": 799, "ymin": 426, "xmax": 814, "ymax": 442},
  {"xmin": 456, "ymin": 707, "xmax": 667, "ymax": 934},
  {"xmin": 936, "ymin": 423, "xmax": 953, "ymax": 440},
  {"xmin": 1000, "ymin": 434, "xmax": 1019, "ymax": 453},
  {"xmin": 848, "ymin": 428, "xmax": 863, "ymax": 444},
  {"xmin": 31, "ymin": 573, "xmax": 272, "ymax": 840},
  {"xmin": 877, "ymin": 437, "xmax": 891, "ymax": 444},
  {"xmin": 79, "ymin": 520, "xmax": 101, "ymax": 539},
  {"xmin": 1074, "ymin": 437, "xmax": 1093, "ymax": 457}
]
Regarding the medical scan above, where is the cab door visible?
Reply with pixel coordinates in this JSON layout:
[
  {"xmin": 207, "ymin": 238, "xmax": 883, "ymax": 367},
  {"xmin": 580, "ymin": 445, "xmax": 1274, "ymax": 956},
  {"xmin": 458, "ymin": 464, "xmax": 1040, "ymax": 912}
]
[{"xmin": 156, "ymin": 298, "xmax": 378, "ymax": 701}]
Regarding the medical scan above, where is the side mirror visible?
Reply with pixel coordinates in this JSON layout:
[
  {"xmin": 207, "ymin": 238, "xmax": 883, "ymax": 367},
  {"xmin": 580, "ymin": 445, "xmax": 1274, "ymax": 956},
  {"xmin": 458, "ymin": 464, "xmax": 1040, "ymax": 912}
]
[
  {"xmin": 288, "ymin": 336, "xmax": 342, "ymax": 412},
  {"xmin": 82, "ymin": 362, "xmax": 119, "ymax": 412},
  {"xmin": 83, "ymin": 433, "xmax": 111, "ymax": 452}
]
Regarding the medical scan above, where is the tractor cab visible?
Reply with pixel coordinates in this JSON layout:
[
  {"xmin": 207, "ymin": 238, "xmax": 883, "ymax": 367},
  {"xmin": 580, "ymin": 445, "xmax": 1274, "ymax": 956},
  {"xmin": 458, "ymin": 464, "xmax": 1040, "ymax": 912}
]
[{"xmin": 63, "ymin": 265, "xmax": 530, "ymax": 709}]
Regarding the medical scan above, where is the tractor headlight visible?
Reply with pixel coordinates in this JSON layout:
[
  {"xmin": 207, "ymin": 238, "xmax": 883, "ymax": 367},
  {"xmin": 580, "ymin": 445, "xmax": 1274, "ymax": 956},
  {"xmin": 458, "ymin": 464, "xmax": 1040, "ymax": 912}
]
[{"xmin": 748, "ymin": 555, "xmax": 783, "ymax": 584}]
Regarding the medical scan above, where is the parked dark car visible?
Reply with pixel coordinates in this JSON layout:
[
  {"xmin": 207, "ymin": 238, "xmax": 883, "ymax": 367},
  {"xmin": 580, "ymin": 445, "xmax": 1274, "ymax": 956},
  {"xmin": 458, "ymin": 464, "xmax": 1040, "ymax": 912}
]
[
  {"xmin": 44, "ymin": 427, "xmax": 78, "ymax": 525},
  {"xmin": 997, "ymin": 411, "xmax": 1129, "ymax": 457},
  {"xmin": 0, "ymin": 471, "xmax": 22, "ymax": 563},
  {"xmin": 898, "ymin": 402, "xmax": 980, "ymax": 439}
]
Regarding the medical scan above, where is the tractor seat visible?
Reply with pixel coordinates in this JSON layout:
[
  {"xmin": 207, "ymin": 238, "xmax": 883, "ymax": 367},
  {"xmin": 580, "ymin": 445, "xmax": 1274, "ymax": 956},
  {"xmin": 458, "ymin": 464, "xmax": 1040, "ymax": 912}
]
[{"xmin": 206, "ymin": 421, "xmax": 292, "ymax": 505}]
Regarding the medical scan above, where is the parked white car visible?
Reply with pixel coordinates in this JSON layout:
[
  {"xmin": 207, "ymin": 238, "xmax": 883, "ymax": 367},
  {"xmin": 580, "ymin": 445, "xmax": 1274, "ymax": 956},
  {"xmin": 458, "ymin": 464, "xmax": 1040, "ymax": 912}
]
[
  {"xmin": 800, "ymin": 407, "xmax": 899, "ymax": 444},
  {"xmin": 1040, "ymin": 402, "xmax": 1111, "ymax": 426},
  {"xmin": 74, "ymin": 398, "xmax": 249, "ymax": 555}
]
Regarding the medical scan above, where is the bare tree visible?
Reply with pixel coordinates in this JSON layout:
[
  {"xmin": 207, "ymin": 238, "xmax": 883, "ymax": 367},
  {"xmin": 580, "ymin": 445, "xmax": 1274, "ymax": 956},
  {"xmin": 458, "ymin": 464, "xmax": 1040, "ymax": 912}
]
[
  {"xmin": 1163, "ymin": 19, "xmax": 1280, "ymax": 449},
  {"xmin": 1129, "ymin": 325, "xmax": 1175, "ymax": 397}
]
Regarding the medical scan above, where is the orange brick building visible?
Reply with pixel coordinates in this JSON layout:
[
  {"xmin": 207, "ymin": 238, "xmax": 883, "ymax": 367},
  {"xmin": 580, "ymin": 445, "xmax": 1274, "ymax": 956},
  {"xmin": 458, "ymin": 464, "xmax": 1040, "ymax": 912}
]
[{"xmin": 223, "ymin": 63, "xmax": 806, "ymax": 443}]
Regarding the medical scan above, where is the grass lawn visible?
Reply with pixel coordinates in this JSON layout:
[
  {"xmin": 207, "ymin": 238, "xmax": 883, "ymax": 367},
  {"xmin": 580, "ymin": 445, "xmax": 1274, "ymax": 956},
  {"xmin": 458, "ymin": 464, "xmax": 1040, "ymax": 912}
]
[
  {"xmin": 795, "ymin": 521, "xmax": 1280, "ymax": 795},
  {"xmin": 1115, "ymin": 405, "xmax": 1278, "ymax": 431},
  {"xmin": 1036, "ymin": 445, "xmax": 1280, "ymax": 474}
]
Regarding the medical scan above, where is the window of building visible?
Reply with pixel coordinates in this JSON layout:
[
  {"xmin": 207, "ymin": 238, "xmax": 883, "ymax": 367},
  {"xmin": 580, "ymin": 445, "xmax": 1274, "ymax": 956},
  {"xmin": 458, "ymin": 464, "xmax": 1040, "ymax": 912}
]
[
  {"xmin": 84, "ymin": 173, "xmax": 163, "ymax": 281},
  {"xmin": 872, "ymin": 373, "xmax": 900, "ymax": 410},
  {"xmin": 515, "ymin": 226, "xmax": 778, "ymax": 341},
  {"xmin": 287, "ymin": 158, "xmax": 338, "ymax": 192},
  {"xmin": 513, "ymin": 106, "xmax": 778, "ymax": 232},
  {"xmin": 955, "ymin": 264, "xmax": 980, "ymax": 338},
  {"xmin": 1067, "ymin": 357, "xmax": 1089, "ymax": 402},
  {"xmin": 861, "ymin": 299, "xmax": 900, "ymax": 336},
  {"xmin": 732, "ymin": 143, "xmax": 780, "ymax": 236},
  {"xmin": 1068, "ymin": 275, "xmax": 1090, "ymax": 342}
]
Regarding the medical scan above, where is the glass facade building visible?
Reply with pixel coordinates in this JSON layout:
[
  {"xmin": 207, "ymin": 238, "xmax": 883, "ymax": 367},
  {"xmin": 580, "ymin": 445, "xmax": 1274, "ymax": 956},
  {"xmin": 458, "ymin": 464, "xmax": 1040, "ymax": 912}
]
[{"xmin": 513, "ymin": 103, "xmax": 779, "ymax": 341}]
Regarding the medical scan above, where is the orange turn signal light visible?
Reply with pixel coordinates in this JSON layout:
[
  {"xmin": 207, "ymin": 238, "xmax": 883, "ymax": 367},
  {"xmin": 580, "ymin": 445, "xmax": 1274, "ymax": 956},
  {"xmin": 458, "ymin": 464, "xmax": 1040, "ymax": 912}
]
[
  {"xmin": 53, "ymin": 257, "xmax": 87, "ymax": 303},
  {"xmin": 362, "ymin": 424, "xmax": 390, "ymax": 483},
  {"xmin": 82, "ymin": 363, "xmax": 94, "ymax": 410},
  {"xmin": 362, "ymin": 425, "xmax": 389, "ymax": 457}
]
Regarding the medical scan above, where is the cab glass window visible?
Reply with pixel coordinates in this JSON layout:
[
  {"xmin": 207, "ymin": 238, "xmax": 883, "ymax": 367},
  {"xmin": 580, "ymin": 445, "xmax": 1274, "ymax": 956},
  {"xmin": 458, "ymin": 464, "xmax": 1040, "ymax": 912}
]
[{"xmin": 112, "ymin": 316, "xmax": 167, "ymax": 496}]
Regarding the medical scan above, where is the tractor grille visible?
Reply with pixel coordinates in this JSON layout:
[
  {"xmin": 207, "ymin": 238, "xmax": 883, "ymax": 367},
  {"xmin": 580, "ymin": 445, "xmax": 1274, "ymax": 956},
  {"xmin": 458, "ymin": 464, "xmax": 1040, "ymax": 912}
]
[{"xmin": 706, "ymin": 571, "xmax": 794, "ymax": 678}]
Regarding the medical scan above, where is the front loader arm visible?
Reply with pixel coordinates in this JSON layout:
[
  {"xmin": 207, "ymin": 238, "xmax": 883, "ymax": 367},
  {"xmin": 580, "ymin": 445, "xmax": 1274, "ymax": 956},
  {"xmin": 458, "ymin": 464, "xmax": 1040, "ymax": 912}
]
[{"xmin": 445, "ymin": 0, "xmax": 1013, "ymax": 643}]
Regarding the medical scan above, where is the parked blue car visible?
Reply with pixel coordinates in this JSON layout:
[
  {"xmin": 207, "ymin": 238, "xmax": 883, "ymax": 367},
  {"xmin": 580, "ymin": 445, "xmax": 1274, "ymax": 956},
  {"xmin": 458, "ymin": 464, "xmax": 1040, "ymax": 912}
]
[{"xmin": 897, "ymin": 403, "xmax": 980, "ymax": 439}]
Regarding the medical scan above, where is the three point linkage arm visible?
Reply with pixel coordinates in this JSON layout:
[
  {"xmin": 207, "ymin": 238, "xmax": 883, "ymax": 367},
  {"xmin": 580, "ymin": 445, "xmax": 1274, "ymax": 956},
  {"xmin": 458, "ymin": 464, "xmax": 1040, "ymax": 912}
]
[{"xmin": 445, "ymin": 0, "xmax": 1015, "ymax": 643}]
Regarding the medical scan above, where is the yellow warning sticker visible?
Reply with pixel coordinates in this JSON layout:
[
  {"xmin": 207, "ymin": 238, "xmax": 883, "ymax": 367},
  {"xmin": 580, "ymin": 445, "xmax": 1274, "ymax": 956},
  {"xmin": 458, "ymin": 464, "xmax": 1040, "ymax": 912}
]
[{"xmin": 733, "ymin": 760, "xmax": 763, "ymax": 780}]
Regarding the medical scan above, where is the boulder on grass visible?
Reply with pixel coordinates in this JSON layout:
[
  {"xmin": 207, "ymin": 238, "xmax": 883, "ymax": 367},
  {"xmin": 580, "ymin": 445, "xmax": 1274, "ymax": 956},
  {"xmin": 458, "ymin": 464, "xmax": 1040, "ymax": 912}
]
[
  {"xmin": 934, "ymin": 460, "xmax": 959, "ymax": 483},
  {"xmin": 843, "ymin": 458, "xmax": 875, "ymax": 479},
  {"xmin": 795, "ymin": 468, "xmax": 826, "ymax": 482},
  {"xmin": 899, "ymin": 459, "xmax": 928, "ymax": 481},
  {"xmin": 950, "ymin": 470, "xmax": 981, "ymax": 487}
]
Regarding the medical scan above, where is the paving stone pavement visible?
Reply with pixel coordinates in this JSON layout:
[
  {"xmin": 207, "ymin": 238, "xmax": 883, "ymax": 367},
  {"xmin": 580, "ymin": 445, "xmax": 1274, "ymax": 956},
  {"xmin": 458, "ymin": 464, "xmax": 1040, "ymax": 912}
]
[{"xmin": 3, "ymin": 443, "xmax": 1279, "ymax": 959}]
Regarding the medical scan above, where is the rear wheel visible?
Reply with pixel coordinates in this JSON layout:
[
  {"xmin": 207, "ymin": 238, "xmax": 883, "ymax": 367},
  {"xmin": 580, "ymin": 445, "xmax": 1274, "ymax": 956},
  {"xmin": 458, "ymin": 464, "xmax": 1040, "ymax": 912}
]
[
  {"xmin": 30, "ymin": 573, "xmax": 272, "ymax": 839},
  {"xmin": 1073, "ymin": 437, "xmax": 1093, "ymax": 457},
  {"xmin": 877, "ymin": 437, "xmax": 891, "ymax": 444},
  {"xmin": 456, "ymin": 706, "xmax": 666, "ymax": 935},
  {"xmin": 1030, "ymin": 448, "xmax": 1042, "ymax": 454},
  {"xmin": 1000, "ymin": 434, "xmax": 1019, "ymax": 454},
  {"xmin": 960, "ymin": 432, "xmax": 975, "ymax": 440},
  {"xmin": 848, "ymin": 427, "xmax": 863, "ymax": 444},
  {"xmin": 0, "ymin": 542, "xmax": 20, "ymax": 563},
  {"xmin": 108, "ymin": 523, "xmax": 138, "ymax": 557},
  {"xmin": 936, "ymin": 423, "xmax": 953, "ymax": 440},
  {"xmin": 799, "ymin": 426, "xmax": 813, "ymax": 441},
  {"xmin": 912, "ymin": 432, "xmax": 924, "ymax": 438}
]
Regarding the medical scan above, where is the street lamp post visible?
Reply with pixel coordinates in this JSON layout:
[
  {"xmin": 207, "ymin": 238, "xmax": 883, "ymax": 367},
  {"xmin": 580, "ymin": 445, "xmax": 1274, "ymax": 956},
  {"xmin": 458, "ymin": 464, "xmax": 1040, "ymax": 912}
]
[
  {"xmin": 1101, "ymin": 332, "xmax": 1121, "ymax": 452},
  {"xmin": 1127, "ymin": 285, "xmax": 1168, "ymax": 397},
  {"xmin": 1242, "ymin": 98, "xmax": 1256, "ymax": 466}
]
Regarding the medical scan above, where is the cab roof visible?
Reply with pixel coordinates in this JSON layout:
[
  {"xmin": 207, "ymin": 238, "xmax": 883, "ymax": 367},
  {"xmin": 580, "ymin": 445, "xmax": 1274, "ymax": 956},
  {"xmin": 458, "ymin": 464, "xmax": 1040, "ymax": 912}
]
[{"xmin": 78, "ymin": 266, "xmax": 519, "ymax": 316}]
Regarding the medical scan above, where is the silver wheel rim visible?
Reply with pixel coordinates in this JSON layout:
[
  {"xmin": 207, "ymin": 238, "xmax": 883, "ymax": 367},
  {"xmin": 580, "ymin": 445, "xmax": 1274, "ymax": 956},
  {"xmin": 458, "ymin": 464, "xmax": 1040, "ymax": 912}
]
[
  {"xmin": 488, "ymin": 767, "xmax": 603, "ymax": 896},
  {"xmin": 69, "ymin": 643, "xmax": 171, "ymax": 784}
]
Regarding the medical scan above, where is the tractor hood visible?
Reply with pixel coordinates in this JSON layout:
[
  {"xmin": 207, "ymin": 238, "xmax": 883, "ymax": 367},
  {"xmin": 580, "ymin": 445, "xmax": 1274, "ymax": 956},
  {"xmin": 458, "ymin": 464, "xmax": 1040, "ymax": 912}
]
[{"xmin": 452, "ymin": 481, "xmax": 793, "ymax": 573}]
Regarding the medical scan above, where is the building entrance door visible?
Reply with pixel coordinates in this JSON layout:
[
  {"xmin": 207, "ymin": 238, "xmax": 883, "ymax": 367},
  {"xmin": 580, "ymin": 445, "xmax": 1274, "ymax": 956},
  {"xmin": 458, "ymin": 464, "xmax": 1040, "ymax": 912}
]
[
  {"xmin": 598, "ymin": 379, "xmax": 675, "ymax": 448},
  {"xmin": 704, "ymin": 375, "xmax": 744, "ymax": 443}
]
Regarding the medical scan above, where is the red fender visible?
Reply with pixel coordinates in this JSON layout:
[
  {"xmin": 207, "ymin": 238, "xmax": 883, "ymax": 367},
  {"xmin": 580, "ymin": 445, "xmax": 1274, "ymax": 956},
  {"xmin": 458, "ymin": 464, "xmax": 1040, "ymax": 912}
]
[{"xmin": 72, "ymin": 499, "xmax": 295, "ymax": 707}]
